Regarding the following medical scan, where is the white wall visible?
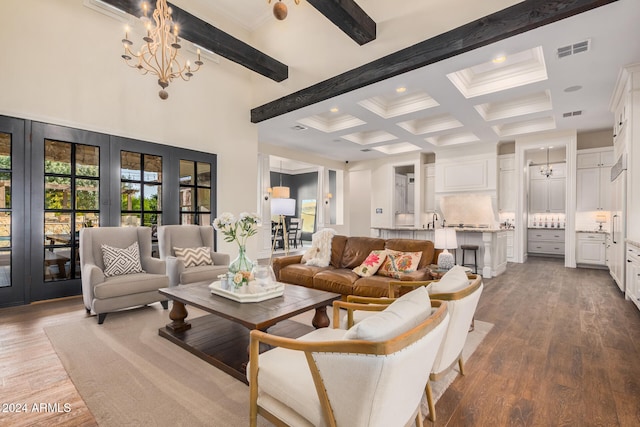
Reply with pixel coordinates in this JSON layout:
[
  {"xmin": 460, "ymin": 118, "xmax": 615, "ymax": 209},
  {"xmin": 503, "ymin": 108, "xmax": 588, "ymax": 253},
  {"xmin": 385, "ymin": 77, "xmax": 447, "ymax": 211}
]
[
  {"xmin": 0, "ymin": 0, "xmax": 259, "ymax": 257},
  {"xmin": 348, "ymin": 170, "xmax": 373, "ymax": 237}
]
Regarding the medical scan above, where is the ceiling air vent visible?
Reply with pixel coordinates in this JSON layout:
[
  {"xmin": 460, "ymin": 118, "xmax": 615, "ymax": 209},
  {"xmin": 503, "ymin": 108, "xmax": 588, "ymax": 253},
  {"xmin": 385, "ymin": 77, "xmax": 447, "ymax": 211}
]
[
  {"xmin": 290, "ymin": 125, "xmax": 307, "ymax": 131},
  {"xmin": 360, "ymin": 148, "xmax": 372, "ymax": 152},
  {"xmin": 557, "ymin": 40, "xmax": 590, "ymax": 58},
  {"xmin": 562, "ymin": 110, "xmax": 583, "ymax": 118}
]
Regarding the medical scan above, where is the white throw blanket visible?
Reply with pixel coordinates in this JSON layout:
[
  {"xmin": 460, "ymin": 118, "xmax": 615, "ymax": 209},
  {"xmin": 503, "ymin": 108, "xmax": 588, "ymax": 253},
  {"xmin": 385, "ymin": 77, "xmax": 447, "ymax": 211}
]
[{"xmin": 303, "ymin": 228, "xmax": 337, "ymax": 267}]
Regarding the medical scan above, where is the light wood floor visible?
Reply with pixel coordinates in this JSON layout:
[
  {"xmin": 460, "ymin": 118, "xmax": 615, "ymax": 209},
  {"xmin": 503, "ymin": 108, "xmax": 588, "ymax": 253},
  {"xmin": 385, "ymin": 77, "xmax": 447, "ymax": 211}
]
[{"xmin": 1, "ymin": 257, "xmax": 639, "ymax": 426}]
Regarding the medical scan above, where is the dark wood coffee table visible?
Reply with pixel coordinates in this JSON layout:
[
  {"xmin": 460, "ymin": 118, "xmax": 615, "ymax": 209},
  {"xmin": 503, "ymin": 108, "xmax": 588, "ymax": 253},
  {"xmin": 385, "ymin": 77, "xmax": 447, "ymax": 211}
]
[{"xmin": 158, "ymin": 282, "xmax": 341, "ymax": 383}]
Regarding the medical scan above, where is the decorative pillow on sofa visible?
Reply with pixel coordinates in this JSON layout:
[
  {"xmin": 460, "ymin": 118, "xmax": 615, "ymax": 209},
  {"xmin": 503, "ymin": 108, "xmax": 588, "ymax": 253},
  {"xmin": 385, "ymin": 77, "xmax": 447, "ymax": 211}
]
[
  {"xmin": 352, "ymin": 250, "xmax": 387, "ymax": 277},
  {"xmin": 344, "ymin": 286, "xmax": 431, "ymax": 341},
  {"xmin": 101, "ymin": 242, "xmax": 145, "ymax": 277},
  {"xmin": 174, "ymin": 246, "xmax": 213, "ymax": 268},
  {"xmin": 377, "ymin": 250, "xmax": 423, "ymax": 278},
  {"xmin": 429, "ymin": 265, "xmax": 469, "ymax": 294}
]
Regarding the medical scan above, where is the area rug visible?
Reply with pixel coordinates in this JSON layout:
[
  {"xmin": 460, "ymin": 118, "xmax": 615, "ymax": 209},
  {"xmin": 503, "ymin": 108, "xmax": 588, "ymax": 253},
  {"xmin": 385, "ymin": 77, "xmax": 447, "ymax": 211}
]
[{"xmin": 45, "ymin": 305, "xmax": 493, "ymax": 426}]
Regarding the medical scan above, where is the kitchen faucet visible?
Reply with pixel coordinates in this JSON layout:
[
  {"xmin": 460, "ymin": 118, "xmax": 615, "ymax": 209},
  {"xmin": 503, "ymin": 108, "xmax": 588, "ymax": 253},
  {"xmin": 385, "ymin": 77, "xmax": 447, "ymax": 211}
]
[{"xmin": 432, "ymin": 213, "xmax": 438, "ymax": 229}]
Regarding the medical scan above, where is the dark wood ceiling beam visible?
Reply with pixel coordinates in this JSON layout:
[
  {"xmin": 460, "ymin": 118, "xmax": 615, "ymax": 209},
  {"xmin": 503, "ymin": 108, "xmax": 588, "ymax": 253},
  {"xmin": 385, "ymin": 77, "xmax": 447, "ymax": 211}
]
[
  {"xmin": 251, "ymin": 0, "xmax": 618, "ymax": 123},
  {"xmin": 307, "ymin": 0, "xmax": 376, "ymax": 45},
  {"xmin": 102, "ymin": 0, "xmax": 288, "ymax": 82}
]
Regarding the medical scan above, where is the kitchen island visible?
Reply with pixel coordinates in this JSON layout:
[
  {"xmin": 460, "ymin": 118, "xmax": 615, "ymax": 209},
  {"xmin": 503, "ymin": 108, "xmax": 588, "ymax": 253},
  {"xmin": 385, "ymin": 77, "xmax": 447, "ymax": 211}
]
[{"xmin": 371, "ymin": 226, "xmax": 508, "ymax": 278}]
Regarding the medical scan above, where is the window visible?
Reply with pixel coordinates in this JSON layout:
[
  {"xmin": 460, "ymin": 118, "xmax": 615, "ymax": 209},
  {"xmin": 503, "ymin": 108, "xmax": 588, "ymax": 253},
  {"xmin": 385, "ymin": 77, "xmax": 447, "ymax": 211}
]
[
  {"xmin": 120, "ymin": 151, "xmax": 162, "ymax": 234},
  {"xmin": 44, "ymin": 140, "xmax": 100, "ymax": 281},
  {"xmin": 179, "ymin": 160, "xmax": 211, "ymax": 225}
]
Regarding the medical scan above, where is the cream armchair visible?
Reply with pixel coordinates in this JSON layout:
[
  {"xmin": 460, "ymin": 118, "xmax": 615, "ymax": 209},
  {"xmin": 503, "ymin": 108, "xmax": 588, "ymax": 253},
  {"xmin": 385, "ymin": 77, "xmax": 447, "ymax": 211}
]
[
  {"xmin": 335, "ymin": 272, "xmax": 483, "ymax": 422},
  {"xmin": 248, "ymin": 287, "xmax": 449, "ymax": 427},
  {"xmin": 157, "ymin": 225, "xmax": 229, "ymax": 286},
  {"xmin": 79, "ymin": 226, "xmax": 169, "ymax": 324}
]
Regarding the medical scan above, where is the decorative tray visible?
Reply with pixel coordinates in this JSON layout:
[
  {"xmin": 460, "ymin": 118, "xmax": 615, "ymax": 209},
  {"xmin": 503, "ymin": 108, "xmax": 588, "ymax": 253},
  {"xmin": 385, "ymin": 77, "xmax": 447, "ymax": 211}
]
[{"xmin": 208, "ymin": 281, "xmax": 285, "ymax": 303}]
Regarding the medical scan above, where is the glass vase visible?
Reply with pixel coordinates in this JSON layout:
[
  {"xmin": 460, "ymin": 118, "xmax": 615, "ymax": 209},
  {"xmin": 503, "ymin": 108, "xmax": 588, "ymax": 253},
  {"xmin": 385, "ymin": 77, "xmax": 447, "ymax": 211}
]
[{"xmin": 229, "ymin": 245, "xmax": 253, "ymax": 275}]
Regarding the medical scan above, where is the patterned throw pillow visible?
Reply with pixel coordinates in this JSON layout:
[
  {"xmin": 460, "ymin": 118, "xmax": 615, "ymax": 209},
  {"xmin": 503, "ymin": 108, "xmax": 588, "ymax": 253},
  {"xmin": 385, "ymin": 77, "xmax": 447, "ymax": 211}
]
[
  {"xmin": 101, "ymin": 242, "xmax": 145, "ymax": 277},
  {"xmin": 353, "ymin": 250, "xmax": 387, "ymax": 277},
  {"xmin": 174, "ymin": 247, "xmax": 213, "ymax": 268},
  {"xmin": 377, "ymin": 250, "xmax": 423, "ymax": 279}
]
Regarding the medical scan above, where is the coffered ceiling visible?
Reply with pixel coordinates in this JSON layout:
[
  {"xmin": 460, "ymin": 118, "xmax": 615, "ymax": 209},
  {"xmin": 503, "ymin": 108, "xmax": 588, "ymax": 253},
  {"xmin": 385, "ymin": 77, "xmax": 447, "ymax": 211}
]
[{"xmin": 257, "ymin": 0, "xmax": 640, "ymax": 162}]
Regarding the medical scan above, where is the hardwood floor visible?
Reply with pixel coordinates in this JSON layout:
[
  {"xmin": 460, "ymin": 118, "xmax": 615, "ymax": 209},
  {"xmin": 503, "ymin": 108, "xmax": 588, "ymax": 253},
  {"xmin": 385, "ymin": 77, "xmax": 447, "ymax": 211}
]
[{"xmin": 1, "ymin": 257, "xmax": 639, "ymax": 426}]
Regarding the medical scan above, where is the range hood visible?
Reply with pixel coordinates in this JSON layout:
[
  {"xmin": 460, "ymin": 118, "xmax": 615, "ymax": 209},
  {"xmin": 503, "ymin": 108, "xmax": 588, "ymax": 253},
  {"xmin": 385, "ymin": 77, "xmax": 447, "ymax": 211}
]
[{"xmin": 440, "ymin": 194, "xmax": 497, "ymax": 227}]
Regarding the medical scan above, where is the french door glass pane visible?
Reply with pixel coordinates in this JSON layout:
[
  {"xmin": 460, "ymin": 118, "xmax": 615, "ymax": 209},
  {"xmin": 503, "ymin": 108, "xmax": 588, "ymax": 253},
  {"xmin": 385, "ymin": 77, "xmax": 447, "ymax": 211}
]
[
  {"xmin": 197, "ymin": 188, "xmax": 210, "ymax": 211},
  {"xmin": 0, "ymin": 249, "xmax": 10, "ymax": 288},
  {"xmin": 76, "ymin": 145, "xmax": 99, "ymax": 177},
  {"xmin": 76, "ymin": 212, "xmax": 99, "ymax": 229},
  {"xmin": 143, "ymin": 213, "xmax": 161, "ymax": 228},
  {"xmin": 44, "ymin": 212, "xmax": 71, "ymax": 246},
  {"xmin": 180, "ymin": 160, "xmax": 194, "ymax": 185},
  {"xmin": 143, "ymin": 184, "xmax": 160, "ymax": 210},
  {"xmin": 121, "ymin": 151, "xmax": 142, "ymax": 180},
  {"xmin": 196, "ymin": 162, "xmax": 211, "ymax": 186},
  {"xmin": 122, "ymin": 213, "xmax": 141, "ymax": 226},
  {"xmin": 0, "ymin": 212, "xmax": 10, "ymax": 248},
  {"xmin": 121, "ymin": 183, "xmax": 141, "ymax": 210},
  {"xmin": 0, "ymin": 172, "xmax": 10, "ymax": 209},
  {"xmin": 0, "ymin": 134, "xmax": 11, "ymax": 168},
  {"xmin": 45, "ymin": 140, "xmax": 71, "ymax": 174},
  {"xmin": 181, "ymin": 213, "xmax": 196, "ymax": 225},
  {"xmin": 144, "ymin": 154, "xmax": 162, "ymax": 182},
  {"xmin": 76, "ymin": 178, "xmax": 99, "ymax": 210},
  {"xmin": 180, "ymin": 188, "xmax": 194, "ymax": 211},
  {"xmin": 44, "ymin": 247, "xmax": 71, "ymax": 281},
  {"xmin": 45, "ymin": 177, "xmax": 72, "ymax": 209}
]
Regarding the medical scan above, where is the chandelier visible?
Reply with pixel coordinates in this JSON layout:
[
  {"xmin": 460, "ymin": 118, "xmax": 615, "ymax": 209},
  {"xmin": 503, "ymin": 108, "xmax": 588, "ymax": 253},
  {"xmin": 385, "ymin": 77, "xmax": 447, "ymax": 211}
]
[
  {"xmin": 540, "ymin": 147, "xmax": 553, "ymax": 178},
  {"xmin": 269, "ymin": 0, "xmax": 300, "ymax": 21},
  {"xmin": 121, "ymin": 0, "xmax": 203, "ymax": 99}
]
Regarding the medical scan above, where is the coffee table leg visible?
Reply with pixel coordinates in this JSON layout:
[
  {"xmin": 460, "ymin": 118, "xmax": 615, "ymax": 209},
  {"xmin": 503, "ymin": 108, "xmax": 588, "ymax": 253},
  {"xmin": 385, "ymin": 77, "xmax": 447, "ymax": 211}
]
[
  {"xmin": 312, "ymin": 306, "xmax": 330, "ymax": 329},
  {"xmin": 166, "ymin": 300, "xmax": 192, "ymax": 333}
]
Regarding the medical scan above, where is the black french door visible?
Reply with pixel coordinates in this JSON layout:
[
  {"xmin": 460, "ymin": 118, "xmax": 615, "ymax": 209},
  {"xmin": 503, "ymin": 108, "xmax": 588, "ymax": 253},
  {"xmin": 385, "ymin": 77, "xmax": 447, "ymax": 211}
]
[
  {"xmin": 0, "ymin": 117, "xmax": 26, "ymax": 307},
  {"xmin": 29, "ymin": 122, "xmax": 110, "ymax": 302}
]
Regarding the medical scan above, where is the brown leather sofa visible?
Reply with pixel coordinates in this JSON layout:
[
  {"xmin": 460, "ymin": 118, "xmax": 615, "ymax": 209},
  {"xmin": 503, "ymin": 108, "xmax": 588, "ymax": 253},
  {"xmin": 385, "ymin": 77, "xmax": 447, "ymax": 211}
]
[{"xmin": 272, "ymin": 236, "xmax": 436, "ymax": 298}]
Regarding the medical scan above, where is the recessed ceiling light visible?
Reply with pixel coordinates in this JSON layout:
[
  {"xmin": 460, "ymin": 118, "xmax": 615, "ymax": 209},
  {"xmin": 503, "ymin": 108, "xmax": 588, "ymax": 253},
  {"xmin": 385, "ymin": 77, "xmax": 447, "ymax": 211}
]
[
  {"xmin": 329, "ymin": 107, "xmax": 339, "ymax": 113},
  {"xmin": 564, "ymin": 85, "xmax": 583, "ymax": 93},
  {"xmin": 396, "ymin": 87, "xmax": 407, "ymax": 93},
  {"xmin": 492, "ymin": 55, "xmax": 506, "ymax": 64}
]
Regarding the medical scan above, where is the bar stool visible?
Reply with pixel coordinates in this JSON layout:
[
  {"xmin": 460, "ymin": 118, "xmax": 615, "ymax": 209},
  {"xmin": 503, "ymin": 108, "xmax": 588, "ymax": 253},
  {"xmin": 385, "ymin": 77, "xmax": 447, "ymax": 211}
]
[{"xmin": 461, "ymin": 244, "xmax": 479, "ymax": 274}]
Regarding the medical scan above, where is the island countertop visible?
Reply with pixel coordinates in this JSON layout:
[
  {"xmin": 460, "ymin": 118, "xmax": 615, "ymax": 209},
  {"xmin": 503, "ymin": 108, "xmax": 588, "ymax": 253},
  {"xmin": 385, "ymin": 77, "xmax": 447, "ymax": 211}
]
[{"xmin": 370, "ymin": 226, "xmax": 512, "ymax": 233}]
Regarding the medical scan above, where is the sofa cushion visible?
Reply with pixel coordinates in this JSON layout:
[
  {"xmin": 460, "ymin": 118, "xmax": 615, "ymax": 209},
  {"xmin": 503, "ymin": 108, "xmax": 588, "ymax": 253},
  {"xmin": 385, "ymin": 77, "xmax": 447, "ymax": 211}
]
[
  {"xmin": 174, "ymin": 246, "xmax": 213, "ymax": 268},
  {"xmin": 340, "ymin": 237, "xmax": 386, "ymax": 269},
  {"xmin": 330, "ymin": 235, "xmax": 348, "ymax": 268},
  {"xmin": 94, "ymin": 272, "xmax": 169, "ymax": 299},
  {"xmin": 378, "ymin": 250, "xmax": 422, "ymax": 278},
  {"xmin": 101, "ymin": 242, "xmax": 145, "ymax": 277},
  {"xmin": 280, "ymin": 264, "xmax": 332, "ymax": 289},
  {"xmin": 352, "ymin": 250, "xmax": 387, "ymax": 277},
  {"xmin": 304, "ymin": 229, "xmax": 336, "ymax": 267},
  {"xmin": 352, "ymin": 275, "xmax": 396, "ymax": 298},
  {"xmin": 385, "ymin": 239, "xmax": 435, "ymax": 269},
  {"xmin": 429, "ymin": 265, "xmax": 469, "ymax": 294},
  {"xmin": 180, "ymin": 264, "xmax": 229, "ymax": 284},
  {"xmin": 344, "ymin": 286, "xmax": 431, "ymax": 341},
  {"xmin": 313, "ymin": 269, "xmax": 361, "ymax": 295}
]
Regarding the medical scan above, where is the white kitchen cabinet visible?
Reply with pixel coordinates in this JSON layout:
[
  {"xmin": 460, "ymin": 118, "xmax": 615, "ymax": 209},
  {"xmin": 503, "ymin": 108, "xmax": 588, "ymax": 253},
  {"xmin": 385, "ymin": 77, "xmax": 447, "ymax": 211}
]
[
  {"xmin": 498, "ymin": 155, "xmax": 515, "ymax": 212},
  {"xmin": 528, "ymin": 228, "xmax": 565, "ymax": 256},
  {"xmin": 529, "ymin": 172, "xmax": 565, "ymax": 213},
  {"xmin": 423, "ymin": 164, "xmax": 435, "ymax": 212},
  {"xmin": 576, "ymin": 233, "xmax": 606, "ymax": 266},
  {"xmin": 626, "ymin": 242, "xmax": 640, "ymax": 312},
  {"xmin": 576, "ymin": 148, "xmax": 613, "ymax": 211}
]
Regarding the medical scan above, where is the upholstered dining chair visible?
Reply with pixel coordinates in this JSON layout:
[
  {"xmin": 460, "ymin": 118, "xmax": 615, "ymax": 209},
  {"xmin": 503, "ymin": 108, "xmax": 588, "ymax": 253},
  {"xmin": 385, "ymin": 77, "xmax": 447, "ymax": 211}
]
[
  {"xmin": 334, "ymin": 270, "xmax": 483, "ymax": 422},
  {"xmin": 248, "ymin": 287, "xmax": 449, "ymax": 427},
  {"xmin": 79, "ymin": 226, "xmax": 169, "ymax": 324},
  {"xmin": 157, "ymin": 225, "xmax": 229, "ymax": 286}
]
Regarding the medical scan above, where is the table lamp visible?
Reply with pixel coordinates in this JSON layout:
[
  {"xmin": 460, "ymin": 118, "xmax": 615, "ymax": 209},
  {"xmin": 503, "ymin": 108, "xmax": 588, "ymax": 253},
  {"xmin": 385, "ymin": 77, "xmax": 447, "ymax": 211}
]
[
  {"xmin": 435, "ymin": 228, "xmax": 457, "ymax": 270},
  {"xmin": 596, "ymin": 214, "xmax": 607, "ymax": 231}
]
